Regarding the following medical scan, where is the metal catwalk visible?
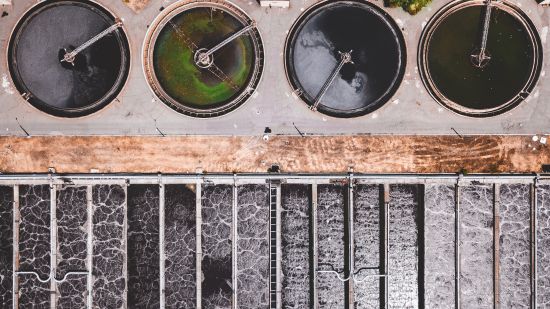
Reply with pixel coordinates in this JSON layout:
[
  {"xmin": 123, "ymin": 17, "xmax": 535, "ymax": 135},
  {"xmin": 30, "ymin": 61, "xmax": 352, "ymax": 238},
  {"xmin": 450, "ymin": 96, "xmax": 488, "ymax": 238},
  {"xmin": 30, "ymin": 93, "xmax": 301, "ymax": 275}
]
[{"xmin": 0, "ymin": 173, "xmax": 548, "ymax": 308}]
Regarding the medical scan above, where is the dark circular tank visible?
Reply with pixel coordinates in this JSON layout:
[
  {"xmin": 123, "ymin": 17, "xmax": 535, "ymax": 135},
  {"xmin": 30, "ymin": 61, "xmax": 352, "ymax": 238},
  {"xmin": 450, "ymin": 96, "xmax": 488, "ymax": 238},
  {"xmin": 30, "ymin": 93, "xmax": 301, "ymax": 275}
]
[
  {"xmin": 419, "ymin": 0, "xmax": 542, "ymax": 117},
  {"xmin": 143, "ymin": 0, "xmax": 264, "ymax": 118},
  {"xmin": 284, "ymin": 0, "xmax": 406, "ymax": 118},
  {"xmin": 7, "ymin": 0, "xmax": 130, "ymax": 118}
]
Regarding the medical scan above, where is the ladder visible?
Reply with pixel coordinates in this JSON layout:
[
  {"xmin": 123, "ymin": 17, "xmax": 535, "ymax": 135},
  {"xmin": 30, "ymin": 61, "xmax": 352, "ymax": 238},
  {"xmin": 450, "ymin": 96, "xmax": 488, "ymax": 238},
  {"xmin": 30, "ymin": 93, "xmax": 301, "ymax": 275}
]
[{"xmin": 269, "ymin": 182, "xmax": 278, "ymax": 309}]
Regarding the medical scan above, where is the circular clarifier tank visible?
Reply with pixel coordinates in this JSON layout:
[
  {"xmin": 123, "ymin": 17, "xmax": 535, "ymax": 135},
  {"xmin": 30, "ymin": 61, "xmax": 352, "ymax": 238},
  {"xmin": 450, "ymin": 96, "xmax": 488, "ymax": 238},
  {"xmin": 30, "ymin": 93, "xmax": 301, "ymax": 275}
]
[
  {"xmin": 7, "ymin": 0, "xmax": 130, "ymax": 118},
  {"xmin": 419, "ymin": 0, "xmax": 542, "ymax": 117},
  {"xmin": 143, "ymin": 0, "xmax": 264, "ymax": 118},
  {"xmin": 285, "ymin": 0, "xmax": 406, "ymax": 118}
]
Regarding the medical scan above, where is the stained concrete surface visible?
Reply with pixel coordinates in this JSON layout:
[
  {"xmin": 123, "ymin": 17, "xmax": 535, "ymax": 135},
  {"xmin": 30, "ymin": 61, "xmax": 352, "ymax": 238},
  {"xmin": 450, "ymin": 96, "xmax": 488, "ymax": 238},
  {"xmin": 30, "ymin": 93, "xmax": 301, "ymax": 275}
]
[{"xmin": 0, "ymin": 135, "xmax": 548, "ymax": 173}]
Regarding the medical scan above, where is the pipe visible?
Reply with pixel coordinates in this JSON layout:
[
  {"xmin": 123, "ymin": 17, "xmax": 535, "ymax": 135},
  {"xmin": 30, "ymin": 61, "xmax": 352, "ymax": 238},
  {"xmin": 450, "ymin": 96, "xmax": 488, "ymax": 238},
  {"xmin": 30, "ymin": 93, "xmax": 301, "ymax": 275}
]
[
  {"xmin": 383, "ymin": 184, "xmax": 390, "ymax": 309},
  {"xmin": 493, "ymin": 184, "xmax": 500, "ymax": 308},
  {"xmin": 122, "ymin": 184, "xmax": 129, "ymax": 309},
  {"xmin": 12, "ymin": 186, "xmax": 19, "ymax": 309},
  {"xmin": 49, "ymin": 181, "xmax": 57, "ymax": 307},
  {"xmin": 312, "ymin": 183, "xmax": 319, "ymax": 309},
  {"xmin": 532, "ymin": 175, "xmax": 540, "ymax": 308},
  {"xmin": 86, "ymin": 185, "xmax": 93, "ymax": 309},
  {"xmin": 159, "ymin": 176, "xmax": 166, "ymax": 309},
  {"xmin": 196, "ymin": 180, "xmax": 203, "ymax": 309},
  {"xmin": 232, "ymin": 175, "xmax": 238, "ymax": 309},
  {"xmin": 455, "ymin": 177, "xmax": 461, "ymax": 309},
  {"xmin": 15, "ymin": 271, "xmax": 88, "ymax": 284},
  {"xmin": 347, "ymin": 173, "xmax": 354, "ymax": 309},
  {"xmin": 0, "ymin": 173, "xmax": 547, "ymax": 186},
  {"xmin": 276, "ymin": 183, "xmax": 282, "ymax": 309}
]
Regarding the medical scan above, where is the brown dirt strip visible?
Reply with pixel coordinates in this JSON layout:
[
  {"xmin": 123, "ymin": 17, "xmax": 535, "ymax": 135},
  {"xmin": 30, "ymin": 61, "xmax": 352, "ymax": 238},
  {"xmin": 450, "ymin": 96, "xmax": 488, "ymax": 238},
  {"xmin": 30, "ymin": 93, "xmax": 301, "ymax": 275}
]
[{"xmin": 0, "ymin": 136, "xmax": 548, "ymax": 174}]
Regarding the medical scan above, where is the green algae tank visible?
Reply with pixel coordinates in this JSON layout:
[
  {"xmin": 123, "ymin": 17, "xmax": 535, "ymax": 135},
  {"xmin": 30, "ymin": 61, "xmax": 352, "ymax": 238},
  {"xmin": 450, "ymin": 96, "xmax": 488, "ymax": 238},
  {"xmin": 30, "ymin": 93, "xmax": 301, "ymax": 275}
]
[{"xmin": 143, "ymin": 1, "xmax": 264, "ymax": 117}]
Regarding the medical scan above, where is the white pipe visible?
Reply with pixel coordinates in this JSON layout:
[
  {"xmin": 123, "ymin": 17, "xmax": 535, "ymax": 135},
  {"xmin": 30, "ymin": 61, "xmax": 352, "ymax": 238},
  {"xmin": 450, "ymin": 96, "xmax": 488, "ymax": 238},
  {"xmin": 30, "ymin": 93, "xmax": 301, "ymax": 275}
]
[
  {"xmin": 0, "ymin": 173, "xmax": 548, "ymax": 185},
  {"xmin": 196, "ymin": 180, "xmax": 203, "ymax": 309},
  {"xmin": 275, "ymin": 183, "xmax": 282, "ymax": 309},
  {"xmin": 123, "ymin": 184, "xmax": 128, "ymax": 309},
  {"xmin": 312, "ymin": 183, "xmax": 319, "ymax": 309},
  {"xmin": 50, "ymin": 183, "xmax": 57, "ymax": 307},
  {"xmin": 455, "ymin": 179, "xmax": 461, "ymax": 309},
  {"xmin": 86, "ymin": 185, "xmax": 93, "ymax": 309},
  {"xmin": 533, "ymin": 176, "xmax": 539, "ymax": 308},
  {"xmin": 12, "ymin": 185, "xmax": 19, "ymax": 309},
  {"xmin": 159, "ymin": 178, "xmax": 166, "ymax": 309},
  {"xmin": 232, "ymin": 175, "xmax": 238, "ymax": 309},
  {"xmin": 347, "ymin": 173, "xmax": 355, "ymax": 307},
  {"xmin": 15, "ymin": 271, "xmax": 88, "ymax": 283},
  {"xmin": 493, "ymin": 184, "xmax": 500, "ymax": 308},
  {"xmin": 383, "ymin": 184, "xmax": 390, "ymax": 309}
]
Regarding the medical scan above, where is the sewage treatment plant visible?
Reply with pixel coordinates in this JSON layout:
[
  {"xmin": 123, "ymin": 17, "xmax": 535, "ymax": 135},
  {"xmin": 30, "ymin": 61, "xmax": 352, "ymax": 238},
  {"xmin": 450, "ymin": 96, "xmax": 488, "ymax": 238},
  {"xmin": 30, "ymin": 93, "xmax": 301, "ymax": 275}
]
[{"xmin": 1, "ymin": 0, "xmax": 550, "ymax": 308}]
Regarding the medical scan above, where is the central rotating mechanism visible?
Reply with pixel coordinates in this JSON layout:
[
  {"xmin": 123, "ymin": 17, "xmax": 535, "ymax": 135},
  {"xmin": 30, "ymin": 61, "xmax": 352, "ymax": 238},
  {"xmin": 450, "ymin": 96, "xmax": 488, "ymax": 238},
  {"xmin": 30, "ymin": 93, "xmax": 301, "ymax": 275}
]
[
  {"xmin": 143, "ymin": 0, "xmax": 264, "ymax": 118},
  {"xmin": 418, "ymin": 0, "xmax": 543, "ymax": 117},
  {"xmin": 284, "ymin": 0, "xmax": 406, "ymax": 118},
  {"xmin": 7, "ymin": 0, "xmax": 130, "ymax": 118}
]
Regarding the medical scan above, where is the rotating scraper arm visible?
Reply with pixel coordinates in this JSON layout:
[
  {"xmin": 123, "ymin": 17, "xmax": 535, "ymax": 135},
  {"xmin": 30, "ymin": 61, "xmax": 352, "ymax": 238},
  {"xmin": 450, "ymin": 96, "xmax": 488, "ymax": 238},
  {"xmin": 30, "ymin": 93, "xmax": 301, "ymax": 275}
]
[
  {"xmin": 311, "ymin": 50, "xmax": 354, "ymax": 111},
  {"xmin": 197, "ymin": 21, "xmax": 257, "ymax": 64},
  {"xmin": 61, "ymin": 19, "xmax": 123, "ymax": 65},
  {"xmin": 168, "ymin": 20, "xmax": 241, "ymax": 90},
  {"xmin": 471, "ymin": 0, "xmax": 493, "ymax": 67}
]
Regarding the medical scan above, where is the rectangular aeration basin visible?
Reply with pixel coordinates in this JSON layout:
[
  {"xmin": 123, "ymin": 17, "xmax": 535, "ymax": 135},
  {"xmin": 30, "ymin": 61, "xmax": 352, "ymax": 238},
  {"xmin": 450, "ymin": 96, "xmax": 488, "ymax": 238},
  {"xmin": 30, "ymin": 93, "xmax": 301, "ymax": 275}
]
[{"xmin": 0, "ymin": 173, "xmax": 548, "ymax": 308}]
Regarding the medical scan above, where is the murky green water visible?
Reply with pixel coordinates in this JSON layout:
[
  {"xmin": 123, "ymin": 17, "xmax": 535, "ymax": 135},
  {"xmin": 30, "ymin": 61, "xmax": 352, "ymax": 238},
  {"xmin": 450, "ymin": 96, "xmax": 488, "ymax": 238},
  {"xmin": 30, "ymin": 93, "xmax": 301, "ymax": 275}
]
[
  {"xmin": 427, "ymin": 5, "xmax": 535, "ymax": 111},
  {"xmin": 153, "ymin": 7, "xmax": 254, "ymax": 109}
]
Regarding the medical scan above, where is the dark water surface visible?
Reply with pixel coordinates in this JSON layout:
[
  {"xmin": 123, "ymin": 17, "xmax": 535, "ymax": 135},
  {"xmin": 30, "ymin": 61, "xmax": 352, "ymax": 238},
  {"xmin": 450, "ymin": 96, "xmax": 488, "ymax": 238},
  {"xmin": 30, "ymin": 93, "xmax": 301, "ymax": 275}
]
[
  {"xmin": 537, "ymin": 185, "xmax": 550, "ymax": 307},
  {"xmin": 1, "ymin": 181, "xmax": 546, "ymax": 307},
  {"xmin": 237, "ymin": 185, "xmax": 270, "ymax": 309},
  {"xmin": 127, "ymin": 185, "xmax": 160, "ymax": 308},
  {"xmin": 281, "ymin": 184, "xmax": 311, "ymax": 309},
  {"xmin": 165, "ymin": 184, "xmax": 197, "ymax": 308},
  {"xmin": 92, "ymin": 185, "xmax": 126, "ymax": 308},
  {"xmin": 56, "ymin": 186, "xmax": 88, "ymax": 307},
  {"xmin": 388, "ymin": 185, "xmax": 422, "ymax": 308},
  {"xmin": 353, "ymin": 185, "xmax": 382, "ymax": 309},
  {"xmin": 426, "ymin": 5, "xmax": 538, "ymax": 112},
  {"xmin": 201, "ymin": 185, "xmax": 232, "ymax": 308},
  {"xmin": 286, "ymin": 1, "xmax": 405, "ymax": 117},
  {"xmin": 317, "ymin": 184, "xmax": 346, "ymax": 307},
  {"xmin": 18, "ymin": 185, "xmax": 51, "ymax": 308},
  {"xmin": 9, "ymin": 1, "xmax": 128, "ymax": 117},
  {"xmin": 0, "ymin": 186, "xmax": 13, "ymax": 306}
]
